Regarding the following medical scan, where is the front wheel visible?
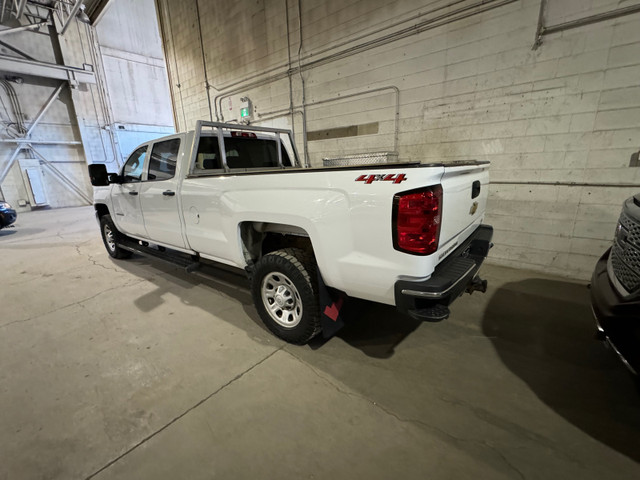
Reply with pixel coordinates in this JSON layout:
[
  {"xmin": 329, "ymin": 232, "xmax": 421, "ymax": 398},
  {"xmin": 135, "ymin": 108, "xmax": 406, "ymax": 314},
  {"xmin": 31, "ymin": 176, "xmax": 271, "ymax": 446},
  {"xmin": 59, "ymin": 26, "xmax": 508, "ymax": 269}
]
[
  {"xmin": 100, "ymin": 214, "xmax": 132, "ymax": 259},
  {"xmin": 251, "ymin": 248, "xmax": 322, "ymax": 344}
]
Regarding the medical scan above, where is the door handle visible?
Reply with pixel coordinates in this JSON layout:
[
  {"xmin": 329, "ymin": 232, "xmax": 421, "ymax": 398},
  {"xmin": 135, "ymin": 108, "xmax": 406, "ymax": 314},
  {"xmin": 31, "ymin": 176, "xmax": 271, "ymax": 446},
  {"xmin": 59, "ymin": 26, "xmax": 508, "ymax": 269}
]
[
  {"xmin": 128, "ymin": 191, "xmax": 138, "ymax": 196},
  {"xmin": 163, "ymin": 190, "xmax": 176, "ymax": 196}
]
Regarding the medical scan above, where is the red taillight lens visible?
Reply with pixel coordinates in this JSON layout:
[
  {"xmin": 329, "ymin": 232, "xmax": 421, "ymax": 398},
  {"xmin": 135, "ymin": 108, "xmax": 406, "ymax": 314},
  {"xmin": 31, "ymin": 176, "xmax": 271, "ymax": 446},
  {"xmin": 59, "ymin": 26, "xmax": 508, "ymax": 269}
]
[
  {"xmin": 230, "ymin": 131, "xmax": 257, "ymax": 138},
  {"xmin": 393, "ymin": 185, "xmax": 442, "ymax": 255}
]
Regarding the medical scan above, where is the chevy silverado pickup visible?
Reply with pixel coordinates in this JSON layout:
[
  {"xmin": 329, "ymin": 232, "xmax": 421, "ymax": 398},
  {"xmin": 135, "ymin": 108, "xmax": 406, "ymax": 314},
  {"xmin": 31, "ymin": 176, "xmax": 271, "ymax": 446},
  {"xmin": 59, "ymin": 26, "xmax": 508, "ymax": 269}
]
[{"xmin": 88, "ymin": 121, "xmax": 493, "ymax": 344}]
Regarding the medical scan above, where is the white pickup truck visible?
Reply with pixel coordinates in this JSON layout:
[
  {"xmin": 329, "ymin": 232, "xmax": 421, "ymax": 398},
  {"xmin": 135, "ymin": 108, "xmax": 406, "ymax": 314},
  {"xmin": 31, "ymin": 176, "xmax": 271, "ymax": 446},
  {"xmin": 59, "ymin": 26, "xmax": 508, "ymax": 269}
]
[{"xmin": 89, "ymin": 121, "xmax": 493, "ymax": 344}]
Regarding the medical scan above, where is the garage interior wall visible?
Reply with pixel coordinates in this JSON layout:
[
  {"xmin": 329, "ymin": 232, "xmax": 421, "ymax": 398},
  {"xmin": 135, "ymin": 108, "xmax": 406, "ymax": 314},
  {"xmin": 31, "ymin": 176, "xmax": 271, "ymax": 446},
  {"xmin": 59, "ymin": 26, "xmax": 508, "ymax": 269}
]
[
  {"xmin": 157, "ymin": 0, "xmax": 640, "ymax": 280},
  {"xmin": 0, "ymin": 0, "xmax": 173, "ymax": 212}
]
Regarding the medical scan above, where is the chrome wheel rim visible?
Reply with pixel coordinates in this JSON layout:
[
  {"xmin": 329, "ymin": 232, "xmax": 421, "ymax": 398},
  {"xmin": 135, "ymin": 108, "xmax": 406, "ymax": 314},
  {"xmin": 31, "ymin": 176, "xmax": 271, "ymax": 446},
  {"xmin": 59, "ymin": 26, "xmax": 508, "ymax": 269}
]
[
  {"xmin": 261, "ymin": 271, "xmax": 303, "ymax": 328},
  {"xmin": 104, "ymin": 224, "xmax": 116, "ymax": 252}
]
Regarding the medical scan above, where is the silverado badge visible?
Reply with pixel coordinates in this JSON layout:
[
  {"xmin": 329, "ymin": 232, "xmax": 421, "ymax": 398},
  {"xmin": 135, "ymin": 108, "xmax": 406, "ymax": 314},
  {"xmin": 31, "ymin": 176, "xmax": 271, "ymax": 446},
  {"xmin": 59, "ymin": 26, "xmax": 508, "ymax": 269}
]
[{"xmin": 469, "ymin": 201, "xmax": 478, "ymax": 215}]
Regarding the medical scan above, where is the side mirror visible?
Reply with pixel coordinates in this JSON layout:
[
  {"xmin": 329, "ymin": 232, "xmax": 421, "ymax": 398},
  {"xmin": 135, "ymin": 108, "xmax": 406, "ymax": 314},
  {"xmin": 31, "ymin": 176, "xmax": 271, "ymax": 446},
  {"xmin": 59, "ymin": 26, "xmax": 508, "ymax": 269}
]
[
  {"xmin": 88, "ymin": 164, "xmax": 109, "ymax": 186},
  {"xmin": 108, "ymin": 173, "xmax": 123, "ymax": 184}
]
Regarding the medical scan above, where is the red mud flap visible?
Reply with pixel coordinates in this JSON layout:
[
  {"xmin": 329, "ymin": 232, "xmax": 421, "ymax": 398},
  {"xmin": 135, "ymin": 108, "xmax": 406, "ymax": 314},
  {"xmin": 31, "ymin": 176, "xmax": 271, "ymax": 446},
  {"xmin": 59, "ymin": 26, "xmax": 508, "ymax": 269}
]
[{"xmin": 317, "ymin": 271, "xmax": 347, "ymax": 338}]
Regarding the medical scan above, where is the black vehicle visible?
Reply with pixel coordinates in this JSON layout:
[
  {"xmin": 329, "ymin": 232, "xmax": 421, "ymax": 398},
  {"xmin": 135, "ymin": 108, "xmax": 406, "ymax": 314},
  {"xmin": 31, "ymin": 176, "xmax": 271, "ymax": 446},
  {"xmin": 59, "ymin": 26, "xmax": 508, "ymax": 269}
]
[
  {"xmin": 591, "ymin": 193, "xmax": 640, "ymax": 374},
  {"xmin": 0, "ymin": 201, "xmax": 17, "ymax": 229}
]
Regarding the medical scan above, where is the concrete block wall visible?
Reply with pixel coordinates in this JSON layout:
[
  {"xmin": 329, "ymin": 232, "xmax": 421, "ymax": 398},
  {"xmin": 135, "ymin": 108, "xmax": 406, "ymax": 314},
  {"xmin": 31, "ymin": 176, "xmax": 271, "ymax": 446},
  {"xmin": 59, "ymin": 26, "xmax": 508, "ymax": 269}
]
[{"xmin": 158, "ymin": 0, "xmax": 640, "ymax": 280}]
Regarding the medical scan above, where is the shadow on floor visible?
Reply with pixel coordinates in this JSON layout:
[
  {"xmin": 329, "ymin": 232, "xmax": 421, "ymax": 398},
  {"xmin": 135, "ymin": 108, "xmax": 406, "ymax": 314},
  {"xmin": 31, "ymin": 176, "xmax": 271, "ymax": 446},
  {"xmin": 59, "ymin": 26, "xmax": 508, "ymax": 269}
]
[
  {"xmin": 114, "ymin": 254, "xmax": 420, "ymax": 358},
  {"xmin": 482, "ymin": 278, "xmax": 640, "ymax": 463},
  {"xmin": 0, "ymin": 228, "xmax": 17, "ymax": 237},
  {"xmin": 310, "ymin": 299, "xmax": 422, "ymax": 358}
]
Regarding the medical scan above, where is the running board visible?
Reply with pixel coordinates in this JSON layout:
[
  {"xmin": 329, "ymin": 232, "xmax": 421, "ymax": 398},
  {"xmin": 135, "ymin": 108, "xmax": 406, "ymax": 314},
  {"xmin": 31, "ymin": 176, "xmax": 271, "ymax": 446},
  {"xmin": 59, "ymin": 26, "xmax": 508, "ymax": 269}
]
[
  {"xmin": 118, "ymin": 238, "xmax": 197, "ymax": 269},
  {"xmin": 117, "ymin": 238, "xmax": 247, "ymax": 284}
]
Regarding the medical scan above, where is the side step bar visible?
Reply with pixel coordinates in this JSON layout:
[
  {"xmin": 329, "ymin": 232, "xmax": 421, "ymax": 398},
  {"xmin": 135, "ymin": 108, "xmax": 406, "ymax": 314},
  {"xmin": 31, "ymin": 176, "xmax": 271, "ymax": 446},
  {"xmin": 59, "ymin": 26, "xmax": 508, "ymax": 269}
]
[
  {"xmin": 118, "ymin": 238, "xmax": 198, "ymax": 269},
  {"xmin": 117, "ymin": 238, "xmax": 247, "ymax": 284}
]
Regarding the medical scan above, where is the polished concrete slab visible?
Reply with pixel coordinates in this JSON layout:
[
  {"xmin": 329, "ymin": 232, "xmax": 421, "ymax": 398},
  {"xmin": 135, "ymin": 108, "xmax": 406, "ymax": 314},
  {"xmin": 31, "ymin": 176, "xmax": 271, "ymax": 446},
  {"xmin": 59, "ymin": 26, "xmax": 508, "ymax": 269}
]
[{"xmin": 1, "ymin": 206, "xmax": 638, "ymax": 480}]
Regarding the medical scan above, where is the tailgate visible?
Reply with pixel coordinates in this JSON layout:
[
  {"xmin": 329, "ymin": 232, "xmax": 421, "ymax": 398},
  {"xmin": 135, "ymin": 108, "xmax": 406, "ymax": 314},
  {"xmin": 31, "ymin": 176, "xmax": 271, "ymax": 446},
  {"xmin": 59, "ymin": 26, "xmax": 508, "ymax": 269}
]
[{"xmin": 437, "ymin": 162, "xmax": 490, "ymax": 259}]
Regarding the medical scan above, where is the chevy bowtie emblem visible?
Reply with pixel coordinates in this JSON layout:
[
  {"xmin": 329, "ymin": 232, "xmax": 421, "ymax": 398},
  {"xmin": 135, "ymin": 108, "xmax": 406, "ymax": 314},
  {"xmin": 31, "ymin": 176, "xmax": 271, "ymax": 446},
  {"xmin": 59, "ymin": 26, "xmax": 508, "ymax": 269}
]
[{"xmin": 469, "ymin": 202, "xmax": 478, "ymax": 215}]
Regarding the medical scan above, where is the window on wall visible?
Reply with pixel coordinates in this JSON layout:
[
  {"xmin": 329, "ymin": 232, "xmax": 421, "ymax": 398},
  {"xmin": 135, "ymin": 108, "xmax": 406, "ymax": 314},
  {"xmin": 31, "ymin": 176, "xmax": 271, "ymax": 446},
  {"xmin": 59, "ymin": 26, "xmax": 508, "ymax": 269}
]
[{"xmin": 148, "ymin": 138, "xmax": 181, "ymax": 181}]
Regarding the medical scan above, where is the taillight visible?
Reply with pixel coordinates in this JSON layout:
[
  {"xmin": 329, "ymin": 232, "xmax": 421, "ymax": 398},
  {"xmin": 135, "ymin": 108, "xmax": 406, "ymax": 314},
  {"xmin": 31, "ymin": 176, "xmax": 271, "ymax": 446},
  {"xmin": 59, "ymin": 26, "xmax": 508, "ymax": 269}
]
[
  {"xmin": 230, "ymin": 131, "xmax": 257, "ymax": 138},
  {"xmin": 392, "ymin": 185, "xmax": 442, "ymax": 255}
]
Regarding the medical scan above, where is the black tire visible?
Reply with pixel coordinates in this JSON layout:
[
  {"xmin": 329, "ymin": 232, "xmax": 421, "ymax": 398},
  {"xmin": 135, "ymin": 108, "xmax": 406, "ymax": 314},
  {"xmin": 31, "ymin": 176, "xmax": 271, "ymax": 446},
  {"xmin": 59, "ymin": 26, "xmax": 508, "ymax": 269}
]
[
  {"xmin": 251, "ymin": 248, "xmax": 322, "ymax": 344},
  {"xmin": 100, "ymin": 214, "xmax": 132, "ymax": 259}
]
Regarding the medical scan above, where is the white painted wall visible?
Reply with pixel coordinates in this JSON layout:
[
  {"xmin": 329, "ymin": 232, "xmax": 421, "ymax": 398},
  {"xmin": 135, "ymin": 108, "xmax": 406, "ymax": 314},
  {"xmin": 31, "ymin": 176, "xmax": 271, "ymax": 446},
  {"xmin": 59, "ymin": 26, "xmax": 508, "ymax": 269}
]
[
  {"xmin": 158, "ymin": 0, "xmax": 640, "ymax": 280},
  {"xmin": 0, "ymin": 0, "xmax": 173, "ymax": 210},
  {"xmin": 96, "ymin": 0, "xmax": 174, "ymax": 129}
]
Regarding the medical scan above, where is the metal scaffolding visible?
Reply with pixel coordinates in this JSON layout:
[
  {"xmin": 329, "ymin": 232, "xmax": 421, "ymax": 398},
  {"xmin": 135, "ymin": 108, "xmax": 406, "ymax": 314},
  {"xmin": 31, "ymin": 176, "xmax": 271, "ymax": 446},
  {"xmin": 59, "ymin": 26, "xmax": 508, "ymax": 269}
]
[{"xmin": 0, "ymin": 0, "xmax": 105, "ymax": 204}]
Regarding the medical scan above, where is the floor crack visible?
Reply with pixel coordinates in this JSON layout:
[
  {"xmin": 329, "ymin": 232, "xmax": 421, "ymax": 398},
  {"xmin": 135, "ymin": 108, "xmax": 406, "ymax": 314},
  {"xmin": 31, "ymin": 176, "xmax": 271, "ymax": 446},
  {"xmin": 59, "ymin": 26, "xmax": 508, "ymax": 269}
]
[
  {"xmin": 83, "ymin": 346, "xmax": 284, "ymax": 480},
  {"xmin": 0, "ymin": 279, "xmax": 147, "ymax": 329},
  {"xmin": 74, "ymin": 241, "xmax": 123, "ymax": 273}
]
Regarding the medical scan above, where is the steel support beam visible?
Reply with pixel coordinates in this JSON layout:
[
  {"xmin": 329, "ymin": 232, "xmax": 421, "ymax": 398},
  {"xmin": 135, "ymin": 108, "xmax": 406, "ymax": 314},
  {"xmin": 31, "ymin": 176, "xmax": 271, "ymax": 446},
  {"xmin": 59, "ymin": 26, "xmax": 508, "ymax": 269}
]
[
  {"xmin": 15, "ymin": 0, "xmax": 27, "ymax": 19},
  {"xmin": 0, "ymin": 55, "xmax": 96, "ymax": 84},
  {"xmin": 0, "ymin": 139, "xmax": 81, "ymax": 144},
  {"xmin": 0, "ymin": 39, "xmax": 35, "ymax": 60},
  {"xmin": 0, "ymin": 21, "xmax": 46, "ymax": 36},
  {"xmin": 0, "ymin": 82, "xmax": 65, "ymax": 183},
  {"xmin": 60, "ymin": 0, "xmax": 84, "ymax": 35},
  {"xmin": 30, "ymin": 145, "xmax": 92, "ymax": 204}
]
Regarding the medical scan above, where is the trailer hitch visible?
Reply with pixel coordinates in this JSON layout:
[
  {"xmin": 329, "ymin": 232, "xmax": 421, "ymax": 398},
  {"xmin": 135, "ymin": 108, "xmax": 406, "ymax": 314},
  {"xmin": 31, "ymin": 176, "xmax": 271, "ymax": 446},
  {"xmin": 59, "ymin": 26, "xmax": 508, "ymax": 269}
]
[{"xmin": 466, "ymin": 275, "xmax": 488, "ymax": 294}]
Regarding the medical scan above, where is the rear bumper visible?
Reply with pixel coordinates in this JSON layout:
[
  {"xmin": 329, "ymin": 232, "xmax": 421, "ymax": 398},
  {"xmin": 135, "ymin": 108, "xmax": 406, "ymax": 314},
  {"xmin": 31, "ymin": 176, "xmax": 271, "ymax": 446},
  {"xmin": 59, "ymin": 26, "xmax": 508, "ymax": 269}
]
[
  {"xmin": 590, "ymin": 249, "xmax": 640, "ymax": 375},
  {"xmin": 395, "ymin": 224, "xmax": 493, "ymax": 321}
]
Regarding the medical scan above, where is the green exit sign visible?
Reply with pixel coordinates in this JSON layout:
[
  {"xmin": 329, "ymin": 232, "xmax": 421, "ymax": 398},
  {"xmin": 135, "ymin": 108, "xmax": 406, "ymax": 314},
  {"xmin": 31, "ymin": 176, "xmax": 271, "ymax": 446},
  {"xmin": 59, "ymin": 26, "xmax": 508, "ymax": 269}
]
[{"xmin": 240, "ymin": 107, "xmax": 250, "ymax": 118}]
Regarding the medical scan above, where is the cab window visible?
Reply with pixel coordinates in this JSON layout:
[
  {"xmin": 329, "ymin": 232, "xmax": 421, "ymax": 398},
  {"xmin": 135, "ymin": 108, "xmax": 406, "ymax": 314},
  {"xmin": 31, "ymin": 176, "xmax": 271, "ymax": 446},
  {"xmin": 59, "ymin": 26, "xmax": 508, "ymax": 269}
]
[
  {"xmin": 148, "ymin": 138, "xmax": 181, "ymax": 181},
  {"xmin": 122, "ymin": 146, "xmax": 147, "ymax": 183},
  {"xmin": 192, "ymin": 135, "xmax": 292, "ymax": 174}
]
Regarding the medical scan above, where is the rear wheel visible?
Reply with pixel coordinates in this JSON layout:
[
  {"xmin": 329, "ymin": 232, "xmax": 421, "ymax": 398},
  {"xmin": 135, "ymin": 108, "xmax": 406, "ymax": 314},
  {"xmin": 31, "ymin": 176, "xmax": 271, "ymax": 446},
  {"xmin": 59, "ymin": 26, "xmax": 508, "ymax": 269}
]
[
  {"xmin": 251, "ymin": 248, "xmax": 321, "ymax": 344},
  {"xmin": 100, "ymin": 214, "xmax": 132, "ymax": 259}
]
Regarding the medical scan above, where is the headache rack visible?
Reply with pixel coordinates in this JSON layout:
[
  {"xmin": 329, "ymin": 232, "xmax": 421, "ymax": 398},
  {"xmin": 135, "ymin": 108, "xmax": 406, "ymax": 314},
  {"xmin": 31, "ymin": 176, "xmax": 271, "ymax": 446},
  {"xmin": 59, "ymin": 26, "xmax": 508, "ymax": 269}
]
[{"xmin": 190, "ymin": 121, "xmax": 305, "ymax": 175}]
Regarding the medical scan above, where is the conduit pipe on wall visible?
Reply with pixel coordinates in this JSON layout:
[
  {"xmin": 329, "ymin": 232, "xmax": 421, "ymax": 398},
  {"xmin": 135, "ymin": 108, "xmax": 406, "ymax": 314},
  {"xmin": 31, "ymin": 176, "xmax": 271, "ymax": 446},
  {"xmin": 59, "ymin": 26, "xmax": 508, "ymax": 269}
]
[
  {"xmin": 212, "ymin": 0, "xmax": 499, "ymax": 94},
  {"xmin": 533, "ymin": 1, "xmax": 640, "ymax": 49},
  {"xmin": 212, "ymin": 0, "xmax": 518, "ymax": 122},
  {"xmin": 194, "ymin": 0, "xmax": 213, "ymax": 122},
  {"xmin": 253, "ymin": 109, "xmax": 307, "ymax": 166},
  {"xmin": 253, "ymin": 86, "xmax": 399, "ymax": 161},
  {"xmin": 491, "ymin": 181, "xmax": 640, "ymax": 188}
]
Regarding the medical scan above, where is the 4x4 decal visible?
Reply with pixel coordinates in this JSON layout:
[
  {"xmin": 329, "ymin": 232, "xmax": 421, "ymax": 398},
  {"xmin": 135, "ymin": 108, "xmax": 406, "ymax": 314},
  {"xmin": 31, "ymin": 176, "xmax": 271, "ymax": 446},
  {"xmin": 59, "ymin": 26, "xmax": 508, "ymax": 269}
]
[{"xmin": 355, "ymin": 173, "xmax": 407, "ymax": 184}]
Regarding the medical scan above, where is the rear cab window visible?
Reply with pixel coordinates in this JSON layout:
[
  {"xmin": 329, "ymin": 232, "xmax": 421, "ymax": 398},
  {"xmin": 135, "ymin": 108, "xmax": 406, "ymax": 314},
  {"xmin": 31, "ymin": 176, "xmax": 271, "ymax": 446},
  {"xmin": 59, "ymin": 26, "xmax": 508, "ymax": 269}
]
[{"xmin": 192, "ymin": 133, "xmax": 294, "ymax": 175}]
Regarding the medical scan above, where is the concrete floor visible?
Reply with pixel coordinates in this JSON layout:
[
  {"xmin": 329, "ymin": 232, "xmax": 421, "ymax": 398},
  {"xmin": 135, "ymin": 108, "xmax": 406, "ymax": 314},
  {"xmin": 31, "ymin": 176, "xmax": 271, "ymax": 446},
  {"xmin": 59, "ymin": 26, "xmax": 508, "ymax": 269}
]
[{"xmin": 1, "ymin": 206, "xmax": 639, "ymax": 480}]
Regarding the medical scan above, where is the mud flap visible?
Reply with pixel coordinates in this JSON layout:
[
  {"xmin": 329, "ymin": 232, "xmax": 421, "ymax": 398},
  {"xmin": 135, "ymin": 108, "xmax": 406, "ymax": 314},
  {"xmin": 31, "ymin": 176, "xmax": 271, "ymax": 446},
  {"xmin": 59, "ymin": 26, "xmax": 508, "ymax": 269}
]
[{"xmin": 317, "ymin": 271, "xmax": 347, "ymax": 339}]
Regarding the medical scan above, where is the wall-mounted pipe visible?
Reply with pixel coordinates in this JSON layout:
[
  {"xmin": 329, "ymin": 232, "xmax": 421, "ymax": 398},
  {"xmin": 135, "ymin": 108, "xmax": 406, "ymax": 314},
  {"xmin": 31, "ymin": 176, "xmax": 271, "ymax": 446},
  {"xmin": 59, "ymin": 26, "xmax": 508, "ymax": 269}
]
[
  {"xmin": 194, "ymin": 0, "xmax": 213, "ymax": 122},
  {"xmin": 212, "ymin": 0, "xmax": 517, "ymax": 123},
  {"xmin": 253, "ymin": 109, "xmax": 307, "ymax": 166},
  {"xmin": 533, "ymin": 1, "xmax": 640, "ymax": 49},
  {"xmin": 491, "ymin": 180, "xmax": 640, "ymax": 188},
  {"xmin": 308, "ymin": 86, "xmax": 400, "ymax": 154},
  {"xmin": 212, "ymin": 0, "xmax": 490, "ymax": 94},
  {"xmin": 247, "ymin": 86, "xmax": 399, "ymax": 154}
]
